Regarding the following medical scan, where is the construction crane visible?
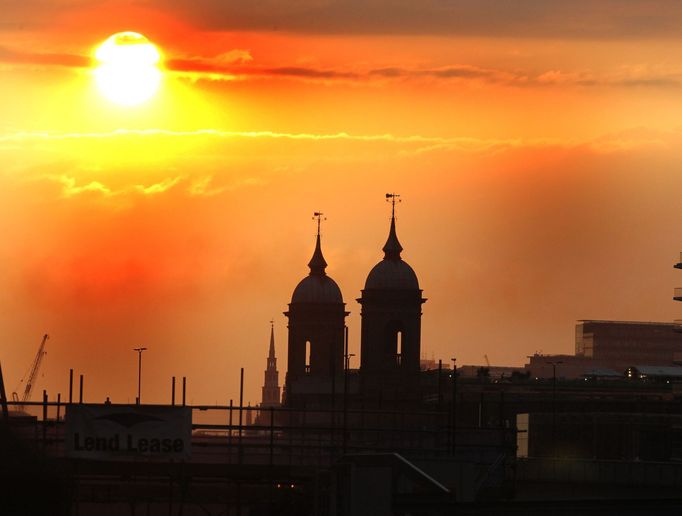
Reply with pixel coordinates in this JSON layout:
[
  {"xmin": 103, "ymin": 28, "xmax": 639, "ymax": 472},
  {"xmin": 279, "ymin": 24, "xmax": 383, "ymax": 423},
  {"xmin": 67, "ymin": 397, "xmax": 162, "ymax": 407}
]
[
  {"xmin": 484, "ymin": 354, "xmax": 491, "ymax": 367},
  {"xmin": 12, "ymin": 334, "xmax": 49, "ymax": 403}
]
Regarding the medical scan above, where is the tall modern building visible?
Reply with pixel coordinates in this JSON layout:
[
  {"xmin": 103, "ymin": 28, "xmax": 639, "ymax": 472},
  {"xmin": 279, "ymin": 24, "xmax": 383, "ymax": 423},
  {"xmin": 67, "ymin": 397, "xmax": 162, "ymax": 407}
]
[
  {"xmin": 526, "ymin": 320, "xmax": 682, "ymax": 379},
  {"xmin": 358, "ymin": 195, "xmax": 426, "ymax": 398},
  {"xmin": 260, "ymin": 322, "xmax": 281, "ymax": 408},
  {"xmin": 284, "ymin": 214, "xmax": 348, "ymax": 404},
  {"xmin": 575, "ymin": 320, "xmax": 682, "ymax": 365}
]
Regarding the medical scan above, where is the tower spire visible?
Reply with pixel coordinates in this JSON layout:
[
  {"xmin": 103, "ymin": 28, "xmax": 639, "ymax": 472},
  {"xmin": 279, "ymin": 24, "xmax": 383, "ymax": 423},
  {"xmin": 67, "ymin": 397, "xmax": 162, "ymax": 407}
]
[
  {"xmin": 269, "ymin": 319, "xmax": 275, "ymax": 359},
  {"xmin": 308, "ymin": 211, "xmax": 328, "ymax": 275},
  {"xmin": 383, "ymin": 193, "xmax": 403, "ymax": 260},
  {"xmin": 261, "ymin": 319, "xmax": 281, "ymax": 408}
]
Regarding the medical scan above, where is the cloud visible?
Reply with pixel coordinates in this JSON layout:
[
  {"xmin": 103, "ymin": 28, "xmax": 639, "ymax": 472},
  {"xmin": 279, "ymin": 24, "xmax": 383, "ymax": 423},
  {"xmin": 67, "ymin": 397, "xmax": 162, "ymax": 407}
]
[
  {"xmin": 368, "ymin": 65, "xmax": 522, "ymax": 84},
  {"xmin": 117, "ymin": 58, "xmax": 682, "ymax": 90},
  {"xmin": 163, "ymin": 56, "xmax": 540, "ymax": 86},
  {"xmin": 3, "ymin": 127, "xmax": 676, "ymax": 161},
  {"xmin": 0, "ymin": 127, "xmax": 517, "ymax": 148},
  {"xmin": 134, "ymin": 176, "xmax": 181, "ymax": 195},
  {"xmin": 99, "ymin": 1, "xmax": 682, "ymax": 39},
  {"xmin": 189, "ymin": 176, "xmax": 224, "ymax": 197},
  {"xmin": 33, "ymin": 166, "xmax": 266, "ymax": 201},
  {"xmin": 4, "ymin": 41, "xmax": 682, "ymax": 91},
  {"xmin": 165, "ymin": 59, "xmax": 361, "ymax": 81},
  {"xmin": 58, "ymin": 175, "xmax": 112, "ymax": 197},
  {"xmin": 188, "ymin": 175, "xmax": 265, "ymax": 196},
  {"xmin": 49, "ymin": 173, "xmax": 183, "ymax": 198},
  {"xmin": 4, "ymin": 1, "xmax": 682, "ymax": 41},
  {"xmin": 0, "ymin": 46, "xmax": 90, "ymax": 69},
  {"xmin": 215, "ymin": 49, "xmax": 253, "ymax": 64}
]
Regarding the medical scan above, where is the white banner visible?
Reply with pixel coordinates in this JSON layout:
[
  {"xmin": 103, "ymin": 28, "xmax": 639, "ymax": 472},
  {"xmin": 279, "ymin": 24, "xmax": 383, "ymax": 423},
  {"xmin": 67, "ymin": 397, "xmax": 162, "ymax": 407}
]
[{"xmin": 65, "ymin": 404, "xmax": 192, "ymax": 459}]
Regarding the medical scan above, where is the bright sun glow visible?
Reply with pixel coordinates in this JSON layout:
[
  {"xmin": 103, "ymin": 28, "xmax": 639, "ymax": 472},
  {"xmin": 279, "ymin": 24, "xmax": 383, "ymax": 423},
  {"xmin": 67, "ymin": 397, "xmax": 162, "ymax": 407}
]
[{"xmin": 94, "ymin": 32, "xmax": 162, "ymax": 107}]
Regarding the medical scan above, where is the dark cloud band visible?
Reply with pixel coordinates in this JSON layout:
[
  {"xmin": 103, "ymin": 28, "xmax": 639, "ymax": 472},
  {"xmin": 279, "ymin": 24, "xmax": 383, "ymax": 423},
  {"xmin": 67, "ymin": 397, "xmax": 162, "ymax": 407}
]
[{"xmin": 3, "ymin": 1, "xmax": 682, "ymax": 39}]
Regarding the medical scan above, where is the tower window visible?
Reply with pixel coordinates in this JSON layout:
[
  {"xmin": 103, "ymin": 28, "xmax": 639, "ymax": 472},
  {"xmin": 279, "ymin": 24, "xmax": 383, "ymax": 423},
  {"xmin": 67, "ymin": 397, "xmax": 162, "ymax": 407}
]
[
  {"xmin": 396, "ymin": 331, "xmax": 402, "ymax": 366},
  {"xmin": 305, "ymin": 340, "xmax": 311, "ymax": 374}
]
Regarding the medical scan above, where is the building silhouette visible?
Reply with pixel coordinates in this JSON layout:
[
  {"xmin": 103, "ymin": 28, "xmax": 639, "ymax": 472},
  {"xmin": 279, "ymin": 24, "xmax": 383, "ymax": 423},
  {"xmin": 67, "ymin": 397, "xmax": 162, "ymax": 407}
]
[
  {"xmin": 282, "ymin": 196, "xmax": 426, "ymax": 406},
  {"xmin": 358, "ymin": 195, "xmax": 426, "ymax": 400},
  {"xmin": 525, "ymin": 320, "xmax": 682, "ymax": 379},
  {"xmin": 283, "ymin": 213, "xmax": 348, "ymax": 405},
  {"xmin": 19, "ymin": 196, "xmax": 682, "ymax": 515},
  {"xmin": 260, "ymin": 322, "xmax": 281, "ymax": 408}
]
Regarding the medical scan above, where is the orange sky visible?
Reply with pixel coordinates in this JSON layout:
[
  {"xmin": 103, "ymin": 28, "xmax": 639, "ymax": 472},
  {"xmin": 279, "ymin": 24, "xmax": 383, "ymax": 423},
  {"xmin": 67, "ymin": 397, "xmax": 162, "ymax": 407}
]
[{"xmin": 3, "ymin": 1, "xmax": 682, "ymax": 406}]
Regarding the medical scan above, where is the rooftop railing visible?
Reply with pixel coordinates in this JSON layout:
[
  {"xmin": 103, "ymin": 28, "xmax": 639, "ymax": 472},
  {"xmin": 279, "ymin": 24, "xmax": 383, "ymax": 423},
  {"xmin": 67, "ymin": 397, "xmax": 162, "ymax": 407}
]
[{"xmin": 3, "ymin": 399, "xmax": 513, "ymax": 467}]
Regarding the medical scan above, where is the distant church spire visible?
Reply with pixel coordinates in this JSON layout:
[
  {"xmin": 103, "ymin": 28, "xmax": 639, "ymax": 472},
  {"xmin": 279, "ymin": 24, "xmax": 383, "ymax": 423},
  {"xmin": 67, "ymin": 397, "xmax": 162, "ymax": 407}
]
[
  {"xmin": 383, "ymin": 193, "xmax": 403, "ymax": 260},
  {"xmin": 261, "ymin": 319, "xmax": 281, "ymax": 408},
  {"xmin": 268, "ymin": 320, "xmax": 276, "ymax": 359},
  {"xmin": 308, "ymin": 211, "xmax": 328, "ymax": 275}
]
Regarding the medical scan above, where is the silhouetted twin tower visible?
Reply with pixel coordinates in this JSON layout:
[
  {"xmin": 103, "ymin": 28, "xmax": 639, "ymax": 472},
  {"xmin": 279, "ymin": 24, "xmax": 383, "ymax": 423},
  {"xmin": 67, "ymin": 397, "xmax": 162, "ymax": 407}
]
[{"xmin": 284, "ymin": 195, "xmax": 426, "ymax": 404}]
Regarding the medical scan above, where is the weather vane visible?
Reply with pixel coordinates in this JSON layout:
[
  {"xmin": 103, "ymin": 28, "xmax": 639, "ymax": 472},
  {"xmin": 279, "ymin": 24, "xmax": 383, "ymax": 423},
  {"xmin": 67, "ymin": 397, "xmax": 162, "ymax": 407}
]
[
  {"xmin": 385, "ymin": 193, "xmax": 401, "ymax": 218},
  {"xmin": 312, "ymin": 211, "xmax": 326, "ymax": 236}
]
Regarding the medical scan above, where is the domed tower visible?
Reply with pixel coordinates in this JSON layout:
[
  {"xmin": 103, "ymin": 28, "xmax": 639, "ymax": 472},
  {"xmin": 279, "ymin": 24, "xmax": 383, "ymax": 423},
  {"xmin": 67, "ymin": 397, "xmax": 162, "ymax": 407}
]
[
  {"xmin": 358, "ymin": 194, "xmax": 426, "ymax": 393},
  {"xmin": 284, "ymin": 213, "xmax": 348, "ymax": 401}
]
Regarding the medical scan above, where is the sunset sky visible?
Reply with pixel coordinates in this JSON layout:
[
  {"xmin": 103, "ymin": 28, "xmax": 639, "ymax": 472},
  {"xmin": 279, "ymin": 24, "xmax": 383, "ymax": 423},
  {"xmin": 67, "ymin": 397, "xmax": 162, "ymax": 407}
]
[{"xmin": 4, "ymin": 1, "xmax": 682, "ymax": 405}]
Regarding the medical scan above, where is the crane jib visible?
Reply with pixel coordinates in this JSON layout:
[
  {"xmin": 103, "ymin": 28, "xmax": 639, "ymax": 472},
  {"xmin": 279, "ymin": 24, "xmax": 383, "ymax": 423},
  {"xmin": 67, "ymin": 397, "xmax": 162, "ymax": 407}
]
[{"xmin": 13, "ymin": 334, "xmax": 49, "ymax": 404}]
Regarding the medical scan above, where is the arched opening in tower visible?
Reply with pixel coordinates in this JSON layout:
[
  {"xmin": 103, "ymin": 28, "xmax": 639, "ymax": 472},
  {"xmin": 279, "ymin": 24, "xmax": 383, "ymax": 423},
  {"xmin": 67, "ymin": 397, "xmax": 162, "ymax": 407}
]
[
  {"xmin": 305, "ymin": 340, "xmax": 312, "ymax": 374},
  {"xmin": 396, "ymin": 331, "xmax": 403, "ymax": 366},
  {"xmin": 385, "ymin": 321, "xmax": 404, "ymax": 368}
]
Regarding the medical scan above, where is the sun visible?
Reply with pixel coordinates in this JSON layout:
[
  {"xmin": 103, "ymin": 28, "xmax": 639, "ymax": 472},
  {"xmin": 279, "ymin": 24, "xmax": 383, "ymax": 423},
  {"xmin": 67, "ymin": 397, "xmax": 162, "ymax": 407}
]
[{"xmin": 94, "ymin": 32, "xmax": 162, "ymax": 107}]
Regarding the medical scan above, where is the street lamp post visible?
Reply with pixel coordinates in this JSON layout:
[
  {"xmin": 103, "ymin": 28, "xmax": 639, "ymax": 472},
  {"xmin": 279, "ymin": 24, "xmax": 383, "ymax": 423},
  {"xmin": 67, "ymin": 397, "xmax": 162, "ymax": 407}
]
[
  {"xmin": 451, "ymin": 357, "xmax": 457, "ymax": 455},
  {"xmin": 545, "ymin": 360, "xmax": 563, "ymax": 455},
  {"xmin": 134, "ymin": 347, "xmax": 147, "ymax": 405}
]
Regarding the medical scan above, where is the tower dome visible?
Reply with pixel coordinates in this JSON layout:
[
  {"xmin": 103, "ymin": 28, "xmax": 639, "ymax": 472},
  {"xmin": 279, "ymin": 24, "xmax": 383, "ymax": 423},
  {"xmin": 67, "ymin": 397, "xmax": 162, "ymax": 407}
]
[
  {"xmin": 364, "ymin": 215, "xmax": 420, "ymax": 290},
  {"xmin": 291, "ymin": 231, "xmax": 343, "ymax": 303}
]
